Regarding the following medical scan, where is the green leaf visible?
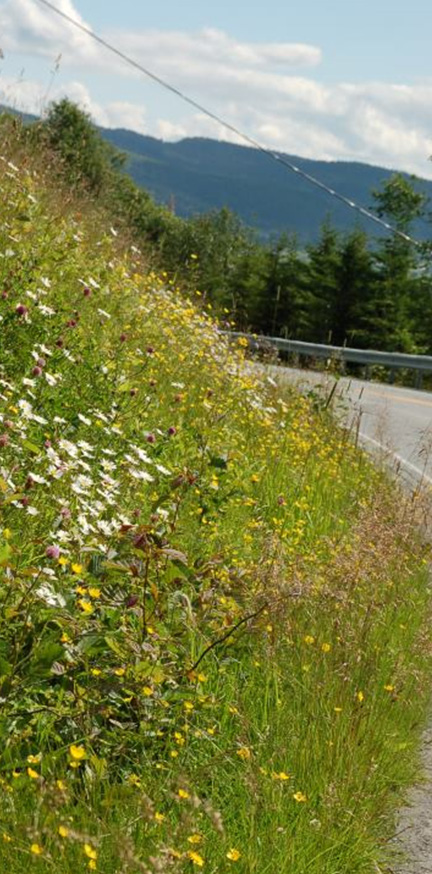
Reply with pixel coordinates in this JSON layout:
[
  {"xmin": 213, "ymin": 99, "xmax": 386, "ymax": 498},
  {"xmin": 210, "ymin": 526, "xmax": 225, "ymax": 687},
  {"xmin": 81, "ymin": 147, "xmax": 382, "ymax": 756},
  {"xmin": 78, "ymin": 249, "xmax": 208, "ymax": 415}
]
[
  {"xmin": 104, "ymin": 636, "xmax": 126, "ymax": 658},
  {"xmin": 209, "ymin": 454, "xmax": 228, "ymax": 470},
  {"xmin": 78, "ymin": 633, "xmax": 107, "ymax": 656},
  {"xmin": 30, "ymin": 640, "xmax": 64, "ymax": 677},
  {"xmin": 88, "ymin": 554, "xmax": 104, "ymax": 577},
  {"xmin": 0, "ymin": 656, "xmax": 12, "ymax": 677},
  {"xmin": 22, "ymin": 440, "xmax": 40, "ymax": 455},
  {"xmin": 0, "ymin": 544, "xmax": 11, "ymax": 565},
  {"xmin": 4, "ymin": 493, "xmax": 25, "ymax": 505}
]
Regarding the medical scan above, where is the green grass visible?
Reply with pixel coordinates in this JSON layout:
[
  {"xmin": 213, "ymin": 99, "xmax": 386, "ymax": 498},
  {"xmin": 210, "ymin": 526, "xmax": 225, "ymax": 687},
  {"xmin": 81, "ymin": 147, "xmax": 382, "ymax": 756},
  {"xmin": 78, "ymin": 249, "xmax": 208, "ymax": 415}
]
[{"xmin": 0, "ymin": 125, "xmax": 431, "ymax": 874}]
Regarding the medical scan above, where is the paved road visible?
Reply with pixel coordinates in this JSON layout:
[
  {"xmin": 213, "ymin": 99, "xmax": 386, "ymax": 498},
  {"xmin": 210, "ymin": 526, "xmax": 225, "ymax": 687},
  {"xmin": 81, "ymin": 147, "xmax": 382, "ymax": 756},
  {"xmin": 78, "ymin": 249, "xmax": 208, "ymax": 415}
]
[{"xmin": 273, "ymin": 366, "xmax": 432, "ymax": 489}]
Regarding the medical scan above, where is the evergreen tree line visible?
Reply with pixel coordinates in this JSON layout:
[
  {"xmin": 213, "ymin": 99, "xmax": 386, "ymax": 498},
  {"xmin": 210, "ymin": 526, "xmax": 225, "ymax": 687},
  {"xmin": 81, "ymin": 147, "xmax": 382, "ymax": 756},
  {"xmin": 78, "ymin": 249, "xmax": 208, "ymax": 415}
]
[{"xmin": 7, "ymin": 98, "xmax": 432, "ymax": 355}]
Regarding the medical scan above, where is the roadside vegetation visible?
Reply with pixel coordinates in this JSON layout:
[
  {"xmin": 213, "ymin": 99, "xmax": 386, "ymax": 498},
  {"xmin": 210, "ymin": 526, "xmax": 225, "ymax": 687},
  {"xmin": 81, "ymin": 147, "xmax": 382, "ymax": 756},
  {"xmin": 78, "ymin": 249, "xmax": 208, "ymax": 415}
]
[
  {"xmin": 13, "ymin": 98, "xmax": 432, "ymax": 356},
  {"xmin": 0, "ymin": 111, "xmax": 431, "ymax": 874}
]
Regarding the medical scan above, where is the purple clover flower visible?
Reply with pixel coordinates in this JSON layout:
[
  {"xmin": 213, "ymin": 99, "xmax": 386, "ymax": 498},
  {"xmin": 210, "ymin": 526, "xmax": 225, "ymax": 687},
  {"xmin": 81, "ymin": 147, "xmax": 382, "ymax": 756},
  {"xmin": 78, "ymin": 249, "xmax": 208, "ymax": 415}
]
[{"xmin": 45, "ymin": 545, "xmax": 60, "ymax": 560}]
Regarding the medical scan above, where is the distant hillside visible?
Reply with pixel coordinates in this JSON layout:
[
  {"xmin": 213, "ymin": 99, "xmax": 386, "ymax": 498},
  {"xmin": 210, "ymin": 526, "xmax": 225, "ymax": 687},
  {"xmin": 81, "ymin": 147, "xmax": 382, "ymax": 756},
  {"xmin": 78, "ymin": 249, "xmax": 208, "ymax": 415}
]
[
  {"xmin": 2, "ymin": 104, "xmax": 431, "ymax": 241},
  {"xmin": 101, "ymin": 128, "xmax": 432, "ymax": 242}
]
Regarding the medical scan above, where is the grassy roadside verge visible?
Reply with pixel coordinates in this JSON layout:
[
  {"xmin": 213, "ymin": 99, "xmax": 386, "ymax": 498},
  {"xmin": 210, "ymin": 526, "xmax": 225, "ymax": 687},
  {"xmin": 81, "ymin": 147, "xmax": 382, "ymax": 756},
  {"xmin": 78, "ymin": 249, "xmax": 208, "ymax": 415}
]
[{"xmin": 0, "ymin": 131, "xmax": 431, "ymax": 874}]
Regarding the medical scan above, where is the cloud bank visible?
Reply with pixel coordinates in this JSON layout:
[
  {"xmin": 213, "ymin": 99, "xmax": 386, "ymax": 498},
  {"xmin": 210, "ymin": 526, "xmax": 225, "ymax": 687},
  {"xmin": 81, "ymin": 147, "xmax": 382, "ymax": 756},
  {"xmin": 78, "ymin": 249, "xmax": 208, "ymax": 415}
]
[{"xmin": 0, "ymin": 0, "xmax": 431, "ymax": 178}]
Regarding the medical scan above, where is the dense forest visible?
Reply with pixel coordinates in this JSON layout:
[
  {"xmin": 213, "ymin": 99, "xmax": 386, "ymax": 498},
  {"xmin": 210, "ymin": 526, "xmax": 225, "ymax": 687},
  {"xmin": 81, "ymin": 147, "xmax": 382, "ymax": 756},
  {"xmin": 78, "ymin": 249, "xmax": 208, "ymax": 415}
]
[{"xmin": 7, "ymin": 99, "xmax": 432, "ymax": 355}]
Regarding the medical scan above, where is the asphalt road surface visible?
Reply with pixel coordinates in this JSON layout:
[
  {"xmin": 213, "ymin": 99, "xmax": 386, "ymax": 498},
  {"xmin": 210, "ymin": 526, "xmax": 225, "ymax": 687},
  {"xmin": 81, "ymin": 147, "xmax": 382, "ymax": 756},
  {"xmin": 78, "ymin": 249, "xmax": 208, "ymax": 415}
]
[{"xmin": 273, "ymin": 366, "xmax": 432, "ymax": 490}]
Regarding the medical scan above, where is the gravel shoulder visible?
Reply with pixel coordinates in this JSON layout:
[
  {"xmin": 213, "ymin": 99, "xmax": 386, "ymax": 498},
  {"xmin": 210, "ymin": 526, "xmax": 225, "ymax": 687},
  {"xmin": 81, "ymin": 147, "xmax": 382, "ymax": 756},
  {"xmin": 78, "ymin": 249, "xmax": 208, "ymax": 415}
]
[{"xmin": 391, "ymin": 723, "xmax": 432, "ymax": 874}]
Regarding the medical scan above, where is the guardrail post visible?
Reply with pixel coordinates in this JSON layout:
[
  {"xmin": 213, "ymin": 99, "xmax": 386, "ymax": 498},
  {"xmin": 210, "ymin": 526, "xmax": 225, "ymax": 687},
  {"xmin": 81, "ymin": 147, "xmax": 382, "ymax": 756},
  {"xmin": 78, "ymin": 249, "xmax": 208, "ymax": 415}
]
[
  {"xmin": 415, "ymin": 371, "xmax": 423, "ymax": 390},
  {"xmin": 388, "ymin": 368, "xmax": 396, "ymax": 385}
]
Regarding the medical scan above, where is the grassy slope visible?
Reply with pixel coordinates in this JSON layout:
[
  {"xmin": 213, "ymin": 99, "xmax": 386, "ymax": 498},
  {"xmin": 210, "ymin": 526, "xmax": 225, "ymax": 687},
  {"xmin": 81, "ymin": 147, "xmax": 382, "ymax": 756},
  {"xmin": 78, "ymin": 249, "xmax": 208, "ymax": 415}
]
[{"xmin": 0, "ymin": 131, "xmax": 431, "ymax": 874}]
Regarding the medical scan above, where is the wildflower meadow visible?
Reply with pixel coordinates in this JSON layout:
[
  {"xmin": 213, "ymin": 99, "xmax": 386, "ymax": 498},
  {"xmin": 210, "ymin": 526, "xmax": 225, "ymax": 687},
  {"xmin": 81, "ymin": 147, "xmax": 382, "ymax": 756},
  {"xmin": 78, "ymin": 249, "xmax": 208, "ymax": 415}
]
[{"xmin": 0, "ymin": 120, "xmax": 431, "ymax": 874}]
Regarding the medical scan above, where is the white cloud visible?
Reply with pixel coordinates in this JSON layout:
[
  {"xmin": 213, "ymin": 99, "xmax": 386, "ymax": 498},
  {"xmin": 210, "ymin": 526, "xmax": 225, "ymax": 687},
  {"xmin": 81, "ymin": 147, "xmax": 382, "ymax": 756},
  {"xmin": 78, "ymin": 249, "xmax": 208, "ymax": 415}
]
[
  {"xmin": 156, "ymin": 119, "xmax": 188, "ymax": 141},
  {"xmin": 0, "ymin": 1, "xmax": 321, "ymax": 74},
  {"xmin": 0, "ymin": 0, "xmax": 99, "ymax": 61},
  {"xmin": 0, "ymin": 73, "xmax": 96, "ymax": 118},
  {"xmin": 1, "ymin": 0, "xmax": 431, "ymax": 179},
  {"xmin": 112, "ymin": 27, "xmax": 322, "ymax": 73},
  {"xmin": 103, "ymin": 102, "xmax": 147, "ymax": 134}
]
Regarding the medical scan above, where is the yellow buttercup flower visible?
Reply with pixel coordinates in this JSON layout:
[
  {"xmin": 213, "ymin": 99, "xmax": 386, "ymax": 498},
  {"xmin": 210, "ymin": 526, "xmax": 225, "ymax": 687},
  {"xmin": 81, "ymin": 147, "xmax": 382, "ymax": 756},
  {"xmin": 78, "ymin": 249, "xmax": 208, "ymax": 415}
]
[
  {"xmin": 227, "ymin": 848, "xmax": 241, "ymax": 861},
  {"xmin": 84, "ymin": 843, "xmax": 98, "ymax": 860},
  {"xmin": 69, "ymin": 744, "xmax": 86, "ymax": 761},
  {"xmin": 88, "ymin": 587, "xmax": 101, "ymax": 599},
  {"xmin": 128, "ymin": 774, "xmax": 141, "ymax": 787},
  {"xmin": 187, "ymin": 850, "xmax": 204, "ymax": 867},
  {"xmin": 30, "ymin": 843, "xmax": 43, "ymax": 855},
  {"xmin": 77, "ymin": 598, "xmax": 93, "ymax": 614},
  {"xmin": 236, "ymin": 747, "xmax": 251, "ymax": 760}
]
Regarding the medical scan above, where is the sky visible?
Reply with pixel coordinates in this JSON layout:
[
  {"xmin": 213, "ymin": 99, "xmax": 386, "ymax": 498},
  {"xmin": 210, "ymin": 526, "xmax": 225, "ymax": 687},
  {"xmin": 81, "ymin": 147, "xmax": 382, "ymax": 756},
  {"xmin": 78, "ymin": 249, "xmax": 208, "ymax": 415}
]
[{"xmin": 0, "ymin": 0, "xmax": 432, "ymax": 178}]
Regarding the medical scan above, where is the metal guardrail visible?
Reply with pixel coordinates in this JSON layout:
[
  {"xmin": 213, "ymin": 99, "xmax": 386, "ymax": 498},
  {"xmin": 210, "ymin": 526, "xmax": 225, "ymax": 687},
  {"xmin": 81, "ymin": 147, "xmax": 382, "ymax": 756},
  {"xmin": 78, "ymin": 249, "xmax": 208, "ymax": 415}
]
[{"xmin": 226, "ymin": 332, "xmax": 432, "ymax": 386}]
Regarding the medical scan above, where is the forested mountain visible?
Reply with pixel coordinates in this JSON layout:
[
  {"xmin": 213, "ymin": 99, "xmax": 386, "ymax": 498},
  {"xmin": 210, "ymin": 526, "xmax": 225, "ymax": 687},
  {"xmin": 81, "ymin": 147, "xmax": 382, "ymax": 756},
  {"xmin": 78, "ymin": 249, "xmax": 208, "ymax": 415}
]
[
  {"xmin": 3, "ymin": 103, "xmax": 432, "ymax": 242},
  {"xmin": 101, "ymin": 128, "xmax": 432, "ymax": 242}
]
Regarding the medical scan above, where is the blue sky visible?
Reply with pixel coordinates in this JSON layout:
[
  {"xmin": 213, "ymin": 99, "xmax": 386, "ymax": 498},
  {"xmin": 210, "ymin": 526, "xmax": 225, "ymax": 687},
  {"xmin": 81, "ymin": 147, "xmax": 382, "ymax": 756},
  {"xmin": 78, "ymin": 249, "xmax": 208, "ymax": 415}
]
[
  {"xmin": 1, "ymin": 0, "xmax": 431, "ymax": 178},
  {"xmin": 81, "ymin": 0, "xmax": 432, "ymax": 84}
]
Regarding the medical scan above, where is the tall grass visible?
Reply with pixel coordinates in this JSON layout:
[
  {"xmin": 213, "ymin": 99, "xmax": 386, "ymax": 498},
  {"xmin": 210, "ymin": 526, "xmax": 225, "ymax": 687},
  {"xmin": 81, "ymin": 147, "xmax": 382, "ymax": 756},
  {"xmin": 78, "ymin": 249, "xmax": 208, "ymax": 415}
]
[{"xmin": 0, "ymin": 120, "xmax": 430, "ymax": 874}]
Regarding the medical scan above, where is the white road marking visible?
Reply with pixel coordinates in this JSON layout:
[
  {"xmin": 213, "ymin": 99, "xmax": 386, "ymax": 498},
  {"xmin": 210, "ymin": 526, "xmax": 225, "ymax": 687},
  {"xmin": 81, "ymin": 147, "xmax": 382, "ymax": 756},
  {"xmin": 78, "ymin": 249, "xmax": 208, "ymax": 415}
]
[{"xmin": 358, "ymin": 431, "xmax": 432, "ymax": 487}]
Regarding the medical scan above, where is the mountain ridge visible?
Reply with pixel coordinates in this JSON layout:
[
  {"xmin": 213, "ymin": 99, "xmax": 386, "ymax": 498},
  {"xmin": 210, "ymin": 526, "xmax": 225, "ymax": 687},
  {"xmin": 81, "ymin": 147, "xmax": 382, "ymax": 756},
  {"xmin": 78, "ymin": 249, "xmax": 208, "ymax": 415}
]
[
  {"xmin": 1, "ymin": 103, "xmax": 431, "ymax": 241},
  {"xmin": 101, "ymin": 127, "xmax": 432, "ymax": 241}
]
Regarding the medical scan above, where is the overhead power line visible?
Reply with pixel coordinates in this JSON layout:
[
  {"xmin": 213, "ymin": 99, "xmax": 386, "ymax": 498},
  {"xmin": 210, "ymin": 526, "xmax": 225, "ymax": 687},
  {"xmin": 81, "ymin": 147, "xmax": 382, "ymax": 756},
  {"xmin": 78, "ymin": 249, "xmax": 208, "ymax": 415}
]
[{"xmin": 35, "ymin": 0, "xmax": 421, "ymax": 246}]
